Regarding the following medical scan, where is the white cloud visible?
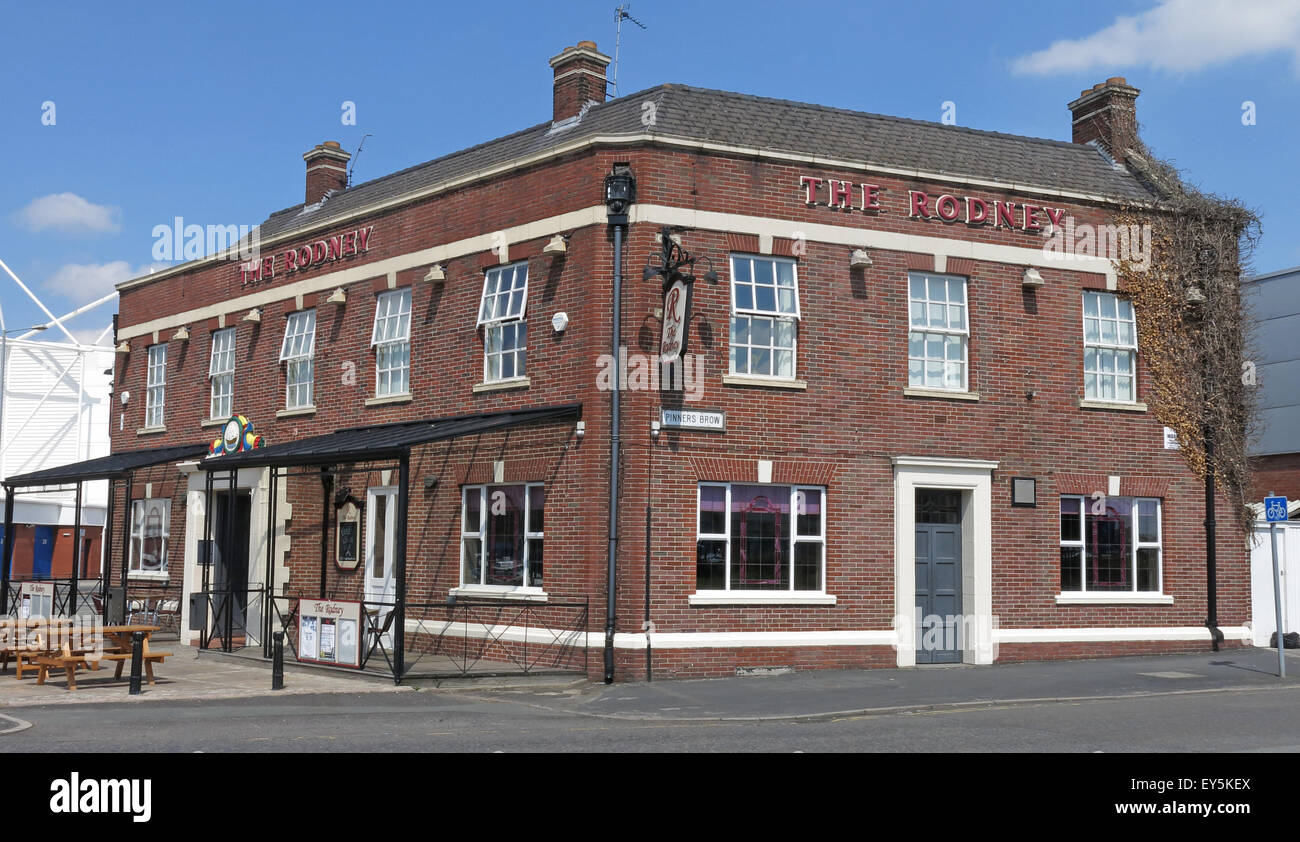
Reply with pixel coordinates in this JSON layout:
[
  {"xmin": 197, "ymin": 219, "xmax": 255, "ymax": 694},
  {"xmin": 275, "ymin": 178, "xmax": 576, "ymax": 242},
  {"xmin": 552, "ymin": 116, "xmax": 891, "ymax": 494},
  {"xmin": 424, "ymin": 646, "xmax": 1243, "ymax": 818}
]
[
  {"xmin": 14, "ymin": 193, "xmax": 121, "ymax": 234},
  {"xmin": 44, "ymin": 261, "xmax": 166, "ymax": 301},
  {"xmin": 1013, "ymin": 0, "xmax": 1300, "ymax": 75}
]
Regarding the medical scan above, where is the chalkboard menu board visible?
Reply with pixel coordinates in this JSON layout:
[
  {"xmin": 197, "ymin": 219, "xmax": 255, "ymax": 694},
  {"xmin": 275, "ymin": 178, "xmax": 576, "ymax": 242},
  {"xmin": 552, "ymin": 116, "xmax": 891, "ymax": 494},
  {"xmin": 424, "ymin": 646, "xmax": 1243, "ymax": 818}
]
[{"xmin": 336, "ymin": 498, "xmax": 361, "ymax": 571}]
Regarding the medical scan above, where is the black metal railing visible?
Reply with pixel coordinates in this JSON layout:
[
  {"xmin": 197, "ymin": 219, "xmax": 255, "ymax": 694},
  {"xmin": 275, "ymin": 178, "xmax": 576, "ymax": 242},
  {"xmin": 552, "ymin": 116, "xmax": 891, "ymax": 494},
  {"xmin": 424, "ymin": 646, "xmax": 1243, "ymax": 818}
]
[
  {"xmin": 3, "ymin": 577, "xmax": 104, "ymax": 619},
  {"xmin": 404, "ymin": 598, "xmax": 589, "ymax": 677},
  {"xmin": 262, "ymin": 594, "xmax": 589, "ymax": 681},
  {"xmin": 198, "ymin": 586, "xmax": 268, "ymax": 652},
  {"xmin": 122, "ymin": 581, "xmax": 184, "ymax": 635}
]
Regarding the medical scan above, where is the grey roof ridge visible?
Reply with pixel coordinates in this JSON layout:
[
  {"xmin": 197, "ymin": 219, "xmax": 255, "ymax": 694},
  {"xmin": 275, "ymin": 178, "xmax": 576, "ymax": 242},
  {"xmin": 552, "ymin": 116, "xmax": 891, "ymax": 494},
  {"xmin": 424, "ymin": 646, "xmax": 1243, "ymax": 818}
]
[
  {"xmin": 651, "ymin": 82, "xmax": 1117, "ymax": 155},
  {"xmin": 261, "ymin": 112, "xmax": 571, "ymax": 224},
  {"xmin": 261, "ymin": 81, "xmax": 1135, "ymax": 226}
]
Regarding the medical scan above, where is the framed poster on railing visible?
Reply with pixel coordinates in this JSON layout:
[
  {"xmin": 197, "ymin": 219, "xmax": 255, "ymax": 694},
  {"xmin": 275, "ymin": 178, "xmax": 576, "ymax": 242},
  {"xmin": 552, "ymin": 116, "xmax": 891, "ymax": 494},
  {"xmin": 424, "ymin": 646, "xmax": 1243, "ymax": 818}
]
[
  {"xmin": 297, "ymin": 598, "xmax": 363, "ymax": 669},
  {"xmin": 19, "ymin": 582, "xmax": 54, "ymax": 619}
]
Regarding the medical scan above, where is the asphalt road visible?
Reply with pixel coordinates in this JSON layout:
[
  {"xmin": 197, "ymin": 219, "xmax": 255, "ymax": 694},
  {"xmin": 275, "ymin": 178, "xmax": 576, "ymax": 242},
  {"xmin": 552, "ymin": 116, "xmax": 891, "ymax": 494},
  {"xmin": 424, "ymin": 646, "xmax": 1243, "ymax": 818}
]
[{"xmin": 3, "ymin": 683, "xmax": 1299, "ymax": 752}]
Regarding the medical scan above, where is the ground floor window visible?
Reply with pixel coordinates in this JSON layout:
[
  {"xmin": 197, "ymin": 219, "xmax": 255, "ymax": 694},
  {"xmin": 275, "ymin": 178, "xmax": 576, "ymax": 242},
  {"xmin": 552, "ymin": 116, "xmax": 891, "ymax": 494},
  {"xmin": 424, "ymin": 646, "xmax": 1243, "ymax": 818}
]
[
  {"xmin": 130, "ymin": 498, "xmax": 170, "ymax": 576},
  {"xmin": 461, "ymin": 483, "xmax": 544, "ymax": 588},
  {"xmin": 1059, "ymin": 495, "xmax": 1162, "ymax": 592},
  {"xmin": 696, "ymin": 483, "xmax": 825, "ymax": 591}
]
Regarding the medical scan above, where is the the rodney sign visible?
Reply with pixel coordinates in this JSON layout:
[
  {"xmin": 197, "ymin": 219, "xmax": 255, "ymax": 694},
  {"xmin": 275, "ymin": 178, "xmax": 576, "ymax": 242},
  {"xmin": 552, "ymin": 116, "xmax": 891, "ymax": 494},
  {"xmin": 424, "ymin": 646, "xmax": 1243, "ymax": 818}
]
[
  {"xmin": 239, "ymin": 225, "xmax": 373, "ymax": 287},
  {"xmin": 798, "ymin": 176, "xmax": 1066, "ymax": 233}
]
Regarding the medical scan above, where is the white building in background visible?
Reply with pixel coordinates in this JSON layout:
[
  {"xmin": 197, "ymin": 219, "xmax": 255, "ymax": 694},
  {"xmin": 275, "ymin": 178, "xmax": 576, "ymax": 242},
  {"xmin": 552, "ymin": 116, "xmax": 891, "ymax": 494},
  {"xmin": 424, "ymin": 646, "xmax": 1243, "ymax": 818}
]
[{"xmin": 1, "ymin": 261, "xmax": 116, "ymax": 580}]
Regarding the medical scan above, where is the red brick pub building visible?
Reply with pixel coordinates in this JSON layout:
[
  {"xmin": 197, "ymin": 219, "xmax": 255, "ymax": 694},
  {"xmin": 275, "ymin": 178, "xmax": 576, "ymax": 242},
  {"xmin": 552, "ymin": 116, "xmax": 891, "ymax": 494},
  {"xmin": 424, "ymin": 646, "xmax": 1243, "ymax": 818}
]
[{"xmin": 12, "ymin": 41, "xmax": 1252, "ymax": 681}]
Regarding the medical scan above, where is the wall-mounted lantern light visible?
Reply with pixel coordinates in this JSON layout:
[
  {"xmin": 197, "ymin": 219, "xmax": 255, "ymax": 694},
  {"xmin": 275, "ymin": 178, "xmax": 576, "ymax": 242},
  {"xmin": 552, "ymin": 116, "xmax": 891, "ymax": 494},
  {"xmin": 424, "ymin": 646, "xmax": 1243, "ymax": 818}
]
[
  {"xmin": 850, "ymin": 248, "xmax": 873, "ymax": 269},
  {"xmin": 543, "ymin": 234, "xmax": 570, "ymax": 256},
  {"xmin": 1022, "ymin": 267, "xmax": 1045, "ymax": 287}
]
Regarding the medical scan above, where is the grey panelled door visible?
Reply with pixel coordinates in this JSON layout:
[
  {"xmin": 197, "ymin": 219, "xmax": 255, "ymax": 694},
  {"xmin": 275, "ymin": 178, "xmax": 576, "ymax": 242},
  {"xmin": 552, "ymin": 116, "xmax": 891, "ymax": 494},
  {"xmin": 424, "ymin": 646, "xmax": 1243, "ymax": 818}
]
[{"xmin": 915, "ymin": 523, "xmax": 962, "ymax": 664}]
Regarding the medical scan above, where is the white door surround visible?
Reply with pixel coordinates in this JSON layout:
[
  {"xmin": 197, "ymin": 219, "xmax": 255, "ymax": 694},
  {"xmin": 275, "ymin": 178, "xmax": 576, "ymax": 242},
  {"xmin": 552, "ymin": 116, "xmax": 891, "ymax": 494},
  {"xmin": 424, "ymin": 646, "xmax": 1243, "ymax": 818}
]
[{"xmin": 892, "ymin": 456, "xmax": 998, "ymax": 667}]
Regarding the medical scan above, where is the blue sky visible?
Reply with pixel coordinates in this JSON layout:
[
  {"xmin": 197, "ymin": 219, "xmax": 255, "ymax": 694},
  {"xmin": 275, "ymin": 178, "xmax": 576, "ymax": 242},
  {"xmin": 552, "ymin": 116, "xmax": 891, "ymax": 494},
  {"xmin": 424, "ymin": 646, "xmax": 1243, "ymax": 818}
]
[{"xmin": 2, "ymin": 0, "xmax": 1297, "ymax": 341}]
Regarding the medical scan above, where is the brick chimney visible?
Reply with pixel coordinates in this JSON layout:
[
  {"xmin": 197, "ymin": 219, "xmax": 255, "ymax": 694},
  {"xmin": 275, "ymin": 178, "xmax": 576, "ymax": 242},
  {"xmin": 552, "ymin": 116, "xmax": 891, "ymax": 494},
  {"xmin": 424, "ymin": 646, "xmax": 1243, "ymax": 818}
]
[
  {"xmin": 303, "ymin": 141, "xmax": 350, "ymax": 204},
  {"xmin": 1068, "ymin": 77, "xmax": 1141, "ymax": 166},
  {"xmin": 549, "ymin": 41, "xmax": 611, "ymax": 122}
]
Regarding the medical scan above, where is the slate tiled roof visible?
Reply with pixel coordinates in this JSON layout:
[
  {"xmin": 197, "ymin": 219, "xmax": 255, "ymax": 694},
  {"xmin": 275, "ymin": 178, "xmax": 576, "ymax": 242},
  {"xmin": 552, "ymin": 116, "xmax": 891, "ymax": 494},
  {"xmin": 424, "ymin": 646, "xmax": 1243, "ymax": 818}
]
[{"xmin": 257, "ymin": 83, "xmax": 1156, "ymax": 243}]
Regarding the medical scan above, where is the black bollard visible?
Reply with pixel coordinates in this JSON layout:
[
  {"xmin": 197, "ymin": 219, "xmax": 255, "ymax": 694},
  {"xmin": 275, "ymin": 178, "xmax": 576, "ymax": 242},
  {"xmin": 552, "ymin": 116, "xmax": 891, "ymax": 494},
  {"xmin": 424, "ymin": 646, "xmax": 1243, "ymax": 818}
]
[
  {"xmin": 272, "ymin": 631, "xmax": 284, "ymax": 690},
  {"xmin": 128, "ymin": 631, "xmax": 145, "ymax": 695}
]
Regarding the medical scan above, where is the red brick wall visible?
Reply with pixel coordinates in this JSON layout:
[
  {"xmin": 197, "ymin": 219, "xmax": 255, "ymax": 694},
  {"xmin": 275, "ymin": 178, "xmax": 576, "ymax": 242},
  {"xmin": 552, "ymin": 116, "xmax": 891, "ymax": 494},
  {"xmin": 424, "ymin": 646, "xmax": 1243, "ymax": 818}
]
[
  {"xmin": 112, "ymin": 139, "xmax": 1252, "ymax": 679},
  {"xmin": 1253, "ymin": 453, "xmax": 1300, "ymax": 503}
]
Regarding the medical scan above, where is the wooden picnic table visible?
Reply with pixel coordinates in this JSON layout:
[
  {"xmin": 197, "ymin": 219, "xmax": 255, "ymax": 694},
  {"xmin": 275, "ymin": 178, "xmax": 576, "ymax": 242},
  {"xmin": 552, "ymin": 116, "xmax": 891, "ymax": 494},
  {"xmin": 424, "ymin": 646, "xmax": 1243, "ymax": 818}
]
[
  {"xmin": 1, "ymin": 617, "xmax": 74, "ymax": 679},
  {"xmin": 32, "ymin": 623, "xmax": 171, "ymax": 691}
]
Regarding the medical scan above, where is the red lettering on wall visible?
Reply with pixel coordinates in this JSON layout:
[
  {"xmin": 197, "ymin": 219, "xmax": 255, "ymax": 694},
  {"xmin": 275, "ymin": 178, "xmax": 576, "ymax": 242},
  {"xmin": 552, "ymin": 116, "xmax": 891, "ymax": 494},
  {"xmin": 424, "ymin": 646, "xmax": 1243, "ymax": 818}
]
[
  {"xmin": 828, "ymin": 179, "xmax": 852, "ymax": 209},
  {"xmin": 935, "ymin": 194, "xmax": 961, "ymax": 221},
  {"xmin": 995, "ymin": 201, "xmax": 1017, "ymax": 229},
  {"xmin": 799, "ymin": 176, "xmax": 823, "ymax": 205},
  {"xmin": 909, "ymin": 191, "xmax": 930, "ymax": 218},
  {"xmin": 860, "ymin": 183, "xmax": 882, "ymax": 211}
]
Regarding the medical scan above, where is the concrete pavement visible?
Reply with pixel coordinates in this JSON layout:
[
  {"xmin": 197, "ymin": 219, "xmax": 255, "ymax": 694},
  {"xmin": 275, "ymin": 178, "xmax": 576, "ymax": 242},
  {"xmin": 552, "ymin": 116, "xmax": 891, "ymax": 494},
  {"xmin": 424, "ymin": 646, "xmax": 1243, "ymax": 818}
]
[
  {"xmin": 475, "ymin": 649, "xmax": 1300, "ymax": 722},
  {"xmin": 2, "ymin": 643, "xmax": 1297, "ymax": 722}
]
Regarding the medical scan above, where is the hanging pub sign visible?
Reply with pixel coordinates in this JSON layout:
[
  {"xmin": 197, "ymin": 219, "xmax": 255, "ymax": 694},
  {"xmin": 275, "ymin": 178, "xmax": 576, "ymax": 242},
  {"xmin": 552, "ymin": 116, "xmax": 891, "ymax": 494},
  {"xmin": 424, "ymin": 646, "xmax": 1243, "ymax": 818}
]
[
  {"xmin": 335, "ymin": 497, "xmax": 362, "ymax": 571},
  {"xmin": 297, "ymin": 598, "xmax": 363, "ymax": 669},
  {"xmin": 208, "ymin": 415, "xmax": 263, "ymax": 457},
  {"xmin": 660, "ymin": 277, "xmax": 691, "ymax": 364}
]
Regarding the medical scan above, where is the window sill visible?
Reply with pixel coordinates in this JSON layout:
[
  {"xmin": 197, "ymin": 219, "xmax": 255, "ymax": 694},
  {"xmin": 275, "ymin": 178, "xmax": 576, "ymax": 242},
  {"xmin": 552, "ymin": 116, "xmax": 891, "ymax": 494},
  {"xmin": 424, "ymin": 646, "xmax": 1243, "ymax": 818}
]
[
  {"xmin": 450, "ymin": 585, "xmax": 548, "ymax": 603},
  {"xmin": 473, "ymin": 377, "xmax": 531, "ymax": 393},
  {"xmin": 200, "ymin": 418, "xmax": 227, "ymax": 428},
  {"xmin": 365, "ymin": 393, "xmax": 412, "ymax": 407},
  {"xmin": 1055, "ymin": 592, "xmax": 1173, "ymax": 605},
  {"xmin": 903, "ymin": 387, "xmax": 980, "ymax": 402},
  {"xmin": 689, "ymin": 591, "xmax": 837, "ymax": 606},
  {"xmin": 1078, "ymin": 399, "xmax": 1147, "ymax": 412},
  {"xmin": 128, "ymin": 572, "xmax": 170, "ymax": 582},
  {"xmin": 136, "ymin": 427, "xmax": 166, "ymax": 436},
  {"xmin": 722, "ymin": 374, "xmax": 807, "ymax": 390},
  {"xmin": 276, "ymin": 406, "xmax": 317, "ymax": 418}
]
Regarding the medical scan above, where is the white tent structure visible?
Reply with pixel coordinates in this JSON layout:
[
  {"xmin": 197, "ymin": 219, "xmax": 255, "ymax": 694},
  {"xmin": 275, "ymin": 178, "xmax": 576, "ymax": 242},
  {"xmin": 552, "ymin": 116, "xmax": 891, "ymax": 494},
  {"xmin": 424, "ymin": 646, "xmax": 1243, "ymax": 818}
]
[{"xmin": 0, "ymin": 256, "xmax": 114, "ymax": 578}]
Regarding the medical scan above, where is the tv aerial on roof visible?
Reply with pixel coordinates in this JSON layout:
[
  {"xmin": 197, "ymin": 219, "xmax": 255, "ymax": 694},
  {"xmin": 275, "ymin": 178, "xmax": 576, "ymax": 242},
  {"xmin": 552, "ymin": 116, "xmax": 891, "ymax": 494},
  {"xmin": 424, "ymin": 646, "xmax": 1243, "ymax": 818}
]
[
  {"xmin": 611, "ymin": 4, "xmax": 647, "ymax": 99},
  {"xmin": 347, "ymin": 133, "xmax": 372, "ymax": 187}
]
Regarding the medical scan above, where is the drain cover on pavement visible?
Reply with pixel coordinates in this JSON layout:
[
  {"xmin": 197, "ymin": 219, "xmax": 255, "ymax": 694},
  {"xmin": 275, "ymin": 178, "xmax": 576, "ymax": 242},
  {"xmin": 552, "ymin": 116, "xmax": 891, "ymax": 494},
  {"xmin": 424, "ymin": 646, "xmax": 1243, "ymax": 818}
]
[{"xmin": 1138, "ymin": 671, "xmax": 1203, "ymax": 679}]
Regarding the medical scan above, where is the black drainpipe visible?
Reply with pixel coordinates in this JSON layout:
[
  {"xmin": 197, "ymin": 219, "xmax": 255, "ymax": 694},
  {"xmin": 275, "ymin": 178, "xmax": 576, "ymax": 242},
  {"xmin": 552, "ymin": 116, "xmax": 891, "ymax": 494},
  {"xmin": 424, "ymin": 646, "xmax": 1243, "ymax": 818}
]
[
  {"xmin": 604, "ymin": 220, "xmax": 624, "ymax": 684},
  {"xmin": 603, "ymin": 163, "xmax": 634, "ymax": 684}
]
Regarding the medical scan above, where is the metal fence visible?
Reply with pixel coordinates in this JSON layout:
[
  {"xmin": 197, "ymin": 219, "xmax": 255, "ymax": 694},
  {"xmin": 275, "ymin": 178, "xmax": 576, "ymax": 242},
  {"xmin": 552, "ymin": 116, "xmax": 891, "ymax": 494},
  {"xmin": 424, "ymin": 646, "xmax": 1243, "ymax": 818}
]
[
  {"xmin": 197, "ymin": 585, "xmax": 268, "ymax": 652},
  {"xmin": 4, "ymin": 577, "xmax": 104, "ymax": 619},
  {"xmin": 263, "ymin": 594, "xmax": 589, "ymax": 681}
]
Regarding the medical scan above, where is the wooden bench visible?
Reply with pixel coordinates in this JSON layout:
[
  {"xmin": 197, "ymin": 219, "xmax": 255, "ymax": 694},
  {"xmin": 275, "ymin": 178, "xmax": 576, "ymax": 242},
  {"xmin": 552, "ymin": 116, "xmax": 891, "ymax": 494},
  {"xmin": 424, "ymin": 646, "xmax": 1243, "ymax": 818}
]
[{"xmin": 99, "ymin": 651, "xmax": 172, "ymax": 684}]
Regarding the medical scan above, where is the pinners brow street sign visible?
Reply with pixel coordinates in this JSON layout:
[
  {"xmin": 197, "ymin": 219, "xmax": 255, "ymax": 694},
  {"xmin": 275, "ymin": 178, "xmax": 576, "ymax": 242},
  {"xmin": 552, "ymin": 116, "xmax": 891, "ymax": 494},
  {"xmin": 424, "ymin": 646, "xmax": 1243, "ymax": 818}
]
[
  {"xmin": 239, "ymin": 225, "xmax": 374, "ymax": 287},
  {"xmin": 798, "ymin": 176, "xmax": 1067, "ymax": 233}
]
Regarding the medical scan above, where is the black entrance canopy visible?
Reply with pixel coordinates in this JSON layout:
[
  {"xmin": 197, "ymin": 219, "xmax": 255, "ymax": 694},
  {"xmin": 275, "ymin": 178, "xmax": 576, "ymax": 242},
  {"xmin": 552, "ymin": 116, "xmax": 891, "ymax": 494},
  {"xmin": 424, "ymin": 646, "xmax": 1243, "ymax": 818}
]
[
  {"xmin": 2, "ymin": 442, "xmax": 211, "ymax": 617},
  {"xmin": 5, "ymin": 442, "xmax": 210, "ymax": 488},
  {"xmin": 197, "ymin": 403, "xmax": 583, "ymax": 471},
  {"xmin": 194, "ymin": 402, "xmax": 582, "ymax": 681}
]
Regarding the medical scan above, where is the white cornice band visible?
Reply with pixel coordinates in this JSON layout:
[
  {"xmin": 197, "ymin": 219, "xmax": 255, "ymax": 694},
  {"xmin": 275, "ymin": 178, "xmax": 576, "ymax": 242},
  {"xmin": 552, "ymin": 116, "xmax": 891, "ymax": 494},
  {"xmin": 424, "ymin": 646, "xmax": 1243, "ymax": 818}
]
[{"xmin": 116, "ymin": 203, "xmax": 1116, "ymax": 341}]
